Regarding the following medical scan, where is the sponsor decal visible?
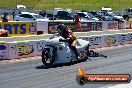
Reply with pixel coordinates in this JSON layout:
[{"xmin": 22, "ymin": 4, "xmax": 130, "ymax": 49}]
[
  {"xmin": 11, "ymin": 43, "xmax": 34, "ymax": 56},
  {"xmin": 76, "ymin": 67, "xmax": 131, "ymax": 85},
  {"xmin": 89, "ymin": 37, "xmax": 102, "ymax": 45},
  {"xmin": 0, "ymin": 23, "xmax": 26, "ymax": 34},
  {"xmin": 105, "ymin": 36, "xmax": 116, "ymax": 45},
  {"xmin": 29, "ymin": 22, "xmax": 37, "ymax": 34},
  {"xmin": 36, "ymin": 41, "xmax": 46, "ymax": 52},
  {"xmin": 118, "ymin": 34, "xmax": 129, "ymax": 44},
  {"xmin": 0, "ymin": 45, "xmax": 6, "ymax": 50},
  {"xmin": 0, "ymin": 22, "xmax": 37, "ymax": 36}
]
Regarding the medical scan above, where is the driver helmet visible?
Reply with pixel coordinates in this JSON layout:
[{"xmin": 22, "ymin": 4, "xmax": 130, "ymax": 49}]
[{"xmin": 57, "ymin": 24, "xmax": 66, "ymax": 32}]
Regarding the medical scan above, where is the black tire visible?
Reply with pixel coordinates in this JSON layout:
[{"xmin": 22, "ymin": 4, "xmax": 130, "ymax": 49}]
[{"xmin": 42, "ymin": 49, "xmax": 55, "ymax": 66}]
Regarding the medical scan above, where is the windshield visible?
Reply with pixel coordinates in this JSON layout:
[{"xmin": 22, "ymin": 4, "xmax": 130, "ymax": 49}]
[
  {"xmin": 19, "ymin": 7, "xmax": 27, "ymax": 12},
  {"xmin": 69, "ymin": 11, "xmax": 76, "ymax": 17},
  {"xmin": 33, "ymin": 14, "xmax": 45, "ymax": 19},
  {"xmin": 87, "ymin": 13, "xmax": 96, "ymax": 18},
  {"xmin": 110, "ymin": 13, "xmax": 117, "ymax": 16},
  {"xmin": 91, "ymin": 12, "xmax": 97, "ymax": 15},
  {"xmin": 77, "ymin": 13, "xmax": 87, "ymax": 18}
]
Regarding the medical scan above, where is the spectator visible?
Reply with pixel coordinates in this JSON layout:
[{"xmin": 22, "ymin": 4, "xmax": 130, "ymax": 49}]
[
  {"xmin": 0, "ymin": 29, "xmax": 8, "ymax": 37},
  {"xmin": 57, "ymin": 24, "xmax": 80, "ymax": 59},
  {"xmin": 2, "ymin": 12, "xmax": 9, "ymax": 22},
  {"xmin": 73, "ymin": 14, "xmax": 81, "ymax": 31},
  {"xmin": 12, "ymin": 10, "xmax": 16, "ymax": 21}
]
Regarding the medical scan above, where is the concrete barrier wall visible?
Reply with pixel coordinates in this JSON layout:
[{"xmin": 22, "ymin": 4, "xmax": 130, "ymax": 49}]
[
  {"xmin": 8, "ymin": 40, "xmax": 46, "ymax": 59},
  {"xmin": 37, "ymin": 21, "xmax": 48, "ymax": 34},
  {"xmin": 102, "ymin": 21, "xmax": 118, "ymax": 31},
  {"xmin": 0, "ymin": 21, "xmax": 49, "ymax": 37},
  {"xmin": 1, "ymin": 32, "xmax": 132, "ymax": 60},
  {"xmin": 0, "ymin": 20, "xmax": 131, "ymax": 60},
  {"xmin": 127, "ymin": 32, "xmax": 132, "ymax": 44},
  {"xmin": 0, "ymin": 22, "xmax": 37, "ymax": 36},
  {"xmin": 82, "ymin": 35, "xmax": 103, "ymax": 49},
  {"xmin": 48, "ymin": 21, "xmax": 125, "ymax": 33},
  {"xmin": 81, "ymin": 32, "xmax": 132, "ymax": 49},
  {"xmin": 0, "ymin": 34, "xmax": 51, "ymax": 42},
  {"xmin": 0, "ymin": 21, "xmax": 127, "ymax": 37},
  {"xmin": 102, "ymin": 34, "xmax": 118, "ymax": 47},
  {"xmin": 0, "ymin": 42, "xmax": 8, "ymax": 59}
]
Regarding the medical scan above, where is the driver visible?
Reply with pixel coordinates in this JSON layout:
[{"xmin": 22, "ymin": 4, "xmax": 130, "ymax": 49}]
[{"xmin": 57, "ymin": 24, "xmax": 80, "ymax": 59}]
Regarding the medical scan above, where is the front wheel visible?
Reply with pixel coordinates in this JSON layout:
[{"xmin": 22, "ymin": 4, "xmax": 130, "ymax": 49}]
[{"xmin": 42, "ymin": 49, "xmax": 55, "ymax": 66}]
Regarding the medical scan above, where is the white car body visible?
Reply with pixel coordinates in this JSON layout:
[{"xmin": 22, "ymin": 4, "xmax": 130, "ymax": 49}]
[
  {"xmin": 77, "ymin": 12, "xmax": 99, "ymax": 21},
  {"xmin": 16, "ymin": 5, "xmax": 27, "ymax": 12},
  {"xmin": 108, "ymin": 12, "xmax": 124, "ymax": 21},
  {"xmin": 101, "ymin": 7, "xmax": 112, "ymax": 11},
  {"xmin": 53, "ymin": 8, "xmax": 73, "ymax": 15},
  {"xmin": 17, "ymin": 5, "xmax": 26, "ymax": 9},
  {"xmin": 14, "ymin": 12, "xmax": 49, "ymax": 21}
]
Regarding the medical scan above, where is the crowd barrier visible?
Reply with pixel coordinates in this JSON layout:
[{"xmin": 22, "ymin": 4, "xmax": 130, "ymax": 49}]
[
  {"xmin": 0, "ymin": 21, "xmax": 49, "ymax": 37},
  {"xmin": 0, "ymin": 32, "xmax": 132, "ymax": 60},
  {"xmin": 0, "ymin": 20, "xmax": 128, "ymax": 36},
  {"xmin": 48, "ymin": 21, "xmax": 125, "ymax": 33}
]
